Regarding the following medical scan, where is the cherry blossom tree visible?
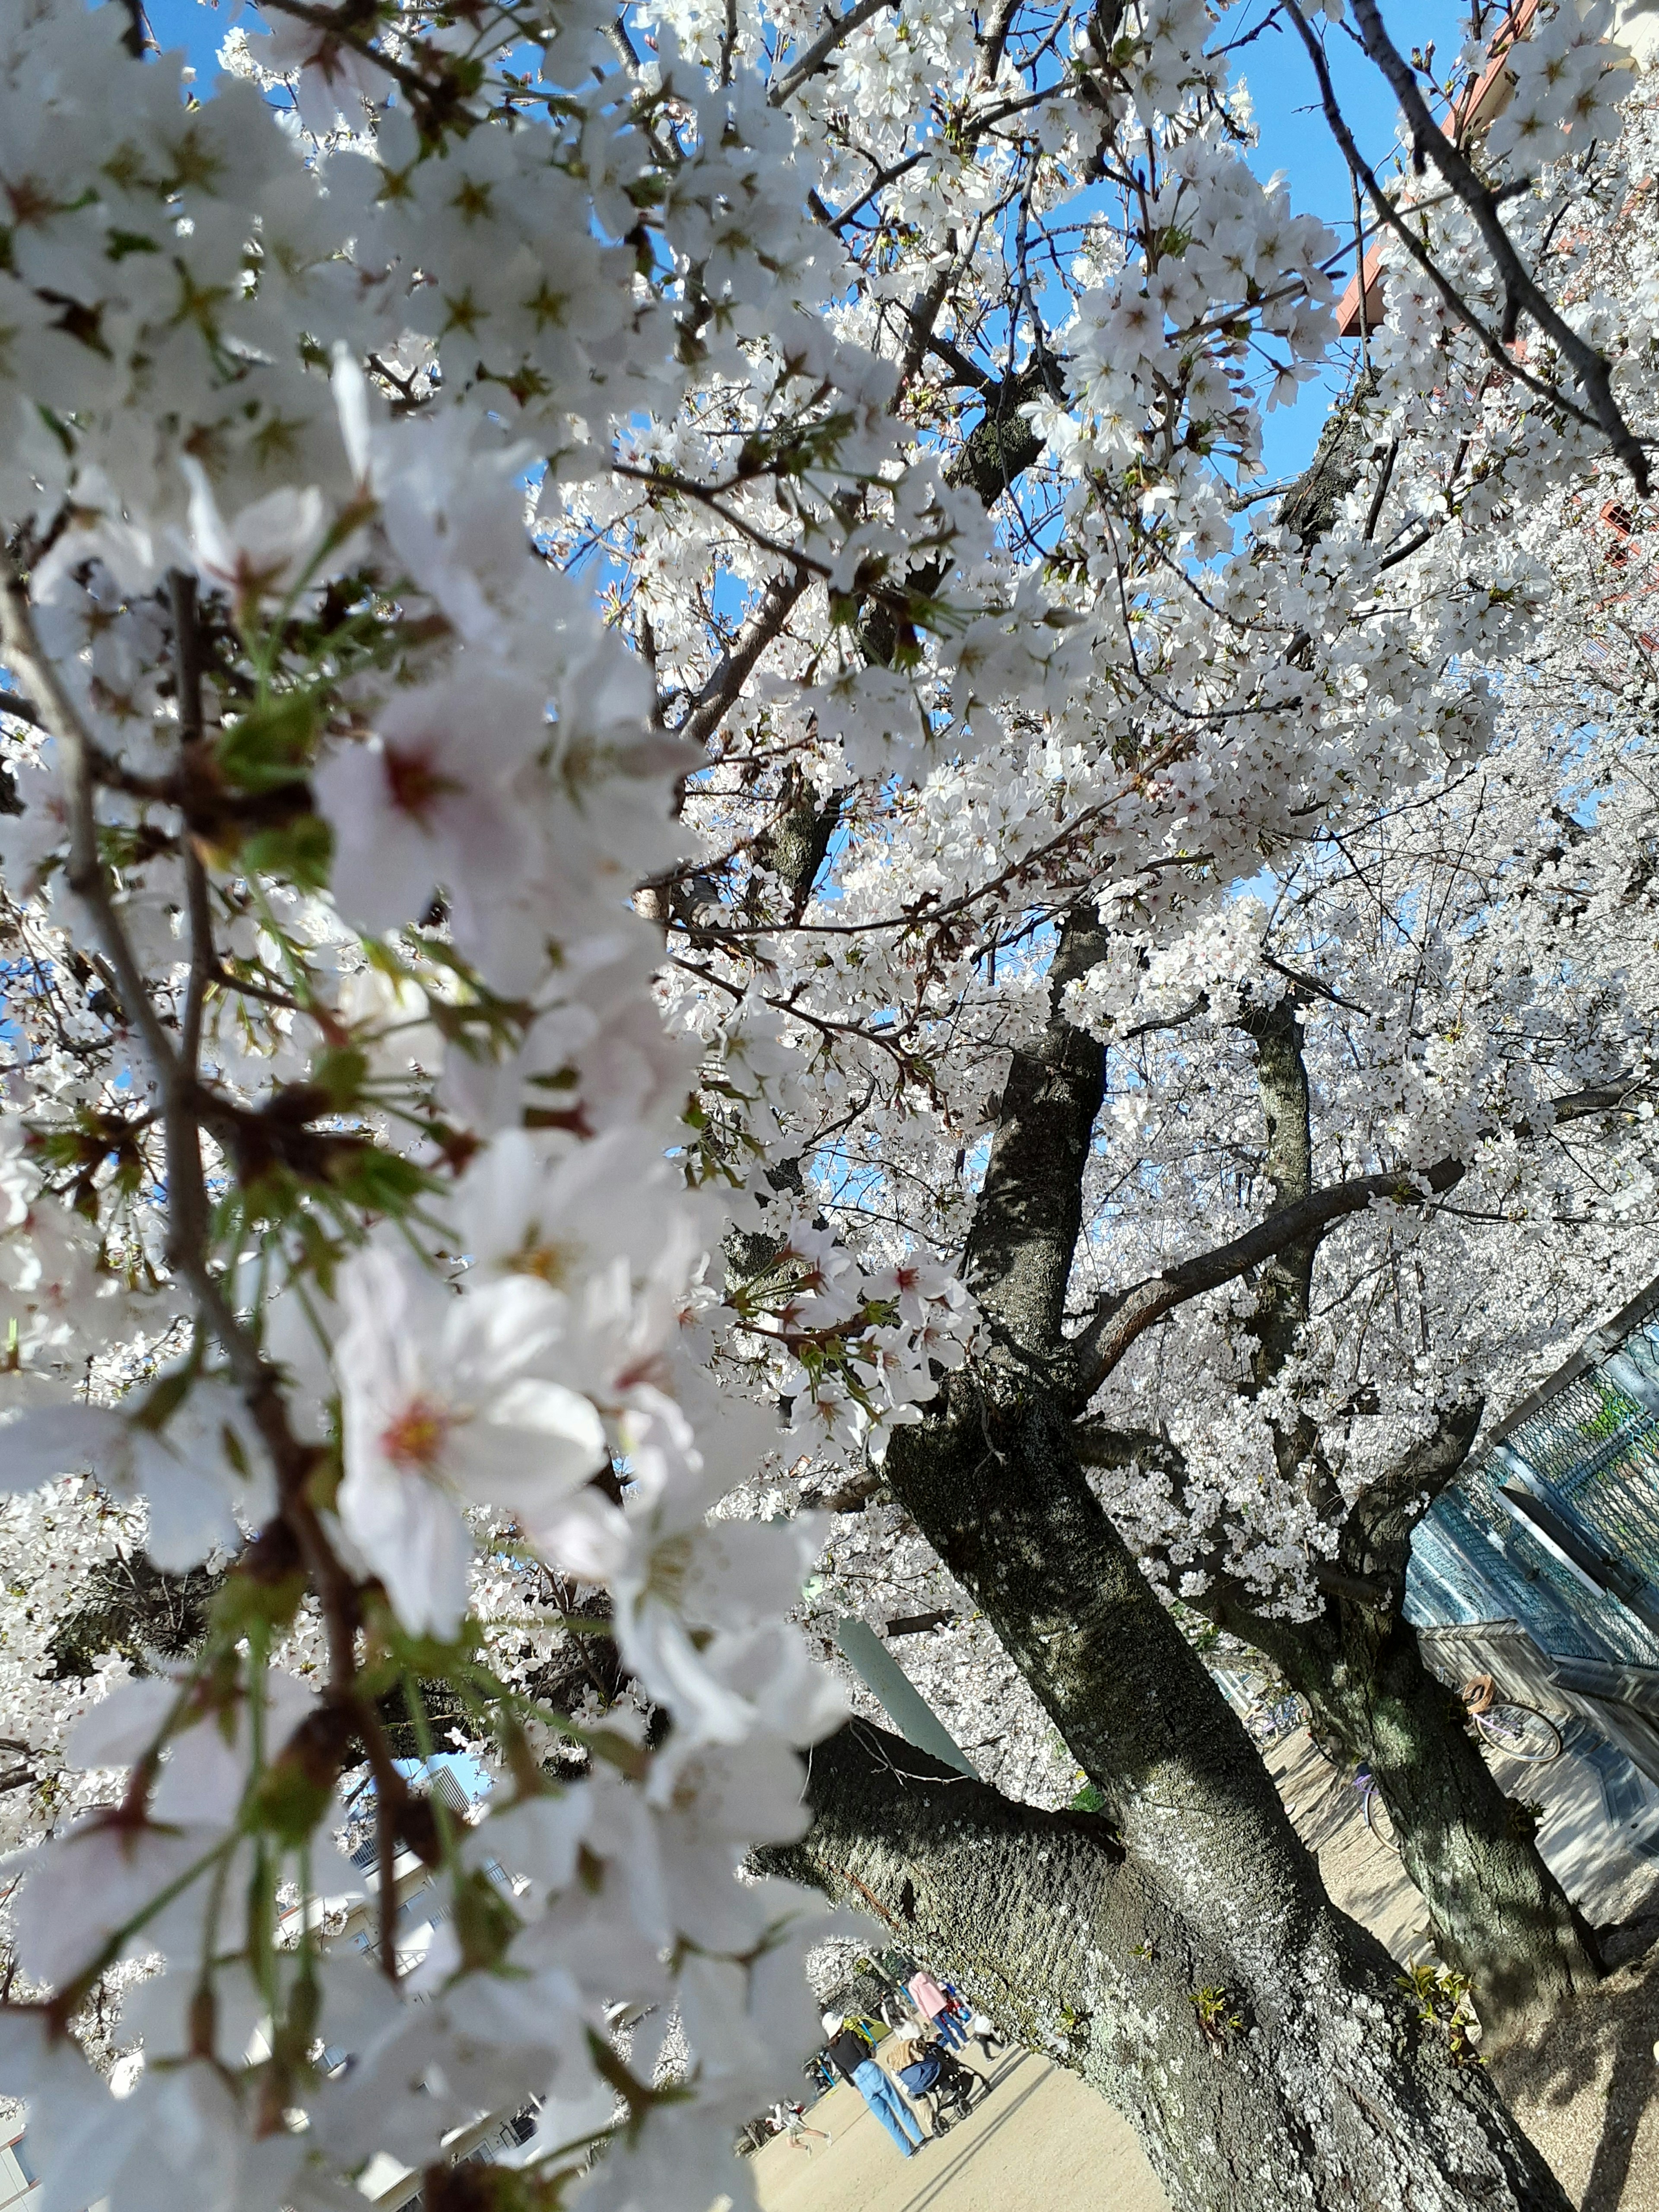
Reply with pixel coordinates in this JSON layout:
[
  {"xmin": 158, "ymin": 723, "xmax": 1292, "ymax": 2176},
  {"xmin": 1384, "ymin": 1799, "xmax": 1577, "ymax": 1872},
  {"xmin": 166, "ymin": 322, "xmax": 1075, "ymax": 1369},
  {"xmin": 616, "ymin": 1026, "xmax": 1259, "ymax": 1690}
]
[
  {"xmin": 785, "ymin": 696, "xmax": 1658, "ymax": 2023},
  {"xmin": 0, "ymin": 1, "xmax": 1653, "ymax": 2210}
]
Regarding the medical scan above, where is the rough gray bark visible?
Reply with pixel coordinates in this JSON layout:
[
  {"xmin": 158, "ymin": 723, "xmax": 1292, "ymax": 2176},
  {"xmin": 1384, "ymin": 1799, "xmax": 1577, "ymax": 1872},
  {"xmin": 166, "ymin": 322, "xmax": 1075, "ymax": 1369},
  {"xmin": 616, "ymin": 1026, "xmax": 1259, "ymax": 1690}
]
[
  {"xmin": 1237, "ymin": 1000, "xmax": 1319, "ymax": 1388},
  {"xmin": 1243, "ymin": 1595, "xmax": 1604, "ymax": 2031},
  {"xmin": 865, "ymin": 926, "xmax": 1576, "ymax": 2208},
  {"xmin": 964, "ymin": 915, "xmax": 1109, "ymax": 1356},
  {"xmin": 945, "ymin": 359, "xmax": 1050, "ymax": 509},
  {"xmin": 1191, "ymin": 1398, "xmax": 1602, "ymax": 2030},
  {"xmin": 1274, "ymin": 375, "xmax": 1384, "ymax": 547},
  {"xmin": 715, "ymin": 356, "xmax": 1580, "ymax": 2194},
  {"xmin": 1208, "ymin": 996, "xmax": 1602, "ymax": 2031},
  {"xmin": 779, "ymin": 1716, "xmax": 1573, "ymax": 2212},
  {"xmin": 1085, "ymin": 1395, "xmax": 1606, "ymax": 2031}
]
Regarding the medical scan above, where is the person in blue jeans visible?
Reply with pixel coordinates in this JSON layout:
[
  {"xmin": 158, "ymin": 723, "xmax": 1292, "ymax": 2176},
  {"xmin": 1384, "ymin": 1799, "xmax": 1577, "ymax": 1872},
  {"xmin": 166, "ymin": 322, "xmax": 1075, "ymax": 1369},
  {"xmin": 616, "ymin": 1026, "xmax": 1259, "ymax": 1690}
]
[
  {"xmin": 906, "ymin": 1968, "xmax": 968, "ymax": 2050},
  {"xmin": 822, "ymin": 2014, "xmax": 926, "ymax": 2158}
]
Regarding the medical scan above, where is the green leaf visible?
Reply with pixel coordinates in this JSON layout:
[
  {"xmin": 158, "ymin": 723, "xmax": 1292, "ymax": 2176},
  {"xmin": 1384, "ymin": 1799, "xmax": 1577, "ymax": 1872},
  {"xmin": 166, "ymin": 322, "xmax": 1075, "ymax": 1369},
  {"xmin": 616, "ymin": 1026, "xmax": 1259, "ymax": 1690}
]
[
  {"xmin": 132, "ymin": 1361, "xmax": 196, "ymax": 1434},
  {"xmin": 325, "ymin": 1148, "xmax": 435, "ymax": 1212},
  {"xmin": 217, "ymin": 693, "xmax": 318, "ymax": 793},
  {"xmin": 453, "ymin": 1866, "xmax": 521, "ymax": 1972},
  {"xmin": 242, "ymin": 813, "xmax": 334, "ymax": 891},
  {"xmin": 212, "ymin": 1562, "xmax": 308, "ymax": 1639},
  {"xmin": 246, "ymin": 1740, "xmax": 340, "ymax": 1846},
  {"xmin": 311, "ymin": 1045, "xmax": 369, "ymax": 1112}
]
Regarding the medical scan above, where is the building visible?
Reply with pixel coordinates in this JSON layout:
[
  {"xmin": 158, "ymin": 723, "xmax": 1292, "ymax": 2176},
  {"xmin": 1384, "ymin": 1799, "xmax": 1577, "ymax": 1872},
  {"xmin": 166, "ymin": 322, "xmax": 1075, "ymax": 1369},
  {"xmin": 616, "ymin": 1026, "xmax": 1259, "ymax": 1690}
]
[
  {"xmin": 0, "ymin": 2129, "xmax": 37, "ymax": 2212},
  {"xmin": 1405, "ymin": 1276, "xmax": 1659, "ymax": 1870},
  {"xmin": 1335, "ymin": 0, "xmax": 1659, "ymax": 343}
]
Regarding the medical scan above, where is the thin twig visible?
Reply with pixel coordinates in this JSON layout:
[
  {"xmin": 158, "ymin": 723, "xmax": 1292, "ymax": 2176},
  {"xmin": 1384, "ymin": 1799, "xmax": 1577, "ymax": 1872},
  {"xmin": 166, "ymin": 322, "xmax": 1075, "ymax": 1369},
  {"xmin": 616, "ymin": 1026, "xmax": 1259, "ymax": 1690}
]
[
  {"xmin": 256, "ymin": 0, "xmax": 465, "ymax": 123},
  {"xmin": 1071, "ymin": 1075, "xmax": 1649, "ymax": 1398},
  {"xmin": 1346, "ymin": 0, "xmax": 1649, "ymax": 493},
  {"xmin": 1287, "ymin": 7, "xmax": 1648, "ymax": 489},
  {"xmin": 769, "ymin": 0, "xmax": 900, "ymax": 107},
  {"xmin": 1362, "ymin": 436, "xmax": 1399, "ymax": 543},
  {"xmin": 170, "ymin": 573, "xmax": 215, "ymax": 1076},
  {"xmin": 4, "ymin": 561, "xmax": 397, "ymax": 1968}
]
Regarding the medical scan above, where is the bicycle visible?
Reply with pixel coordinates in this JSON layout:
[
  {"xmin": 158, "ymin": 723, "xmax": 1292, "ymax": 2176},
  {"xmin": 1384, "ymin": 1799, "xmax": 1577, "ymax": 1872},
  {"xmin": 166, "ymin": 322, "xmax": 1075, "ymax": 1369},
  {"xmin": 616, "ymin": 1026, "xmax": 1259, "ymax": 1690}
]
[
  {"xmin": 1462, "ymin": 1675, "xmax": 1564, "ymax": 1765},
  {"xmin": 1246, "ymin": 1691, "xmax": 1310, "ymax": 1748},
  {"xmin": 1355, "ymin": 1764, "xmax": 1398, "ymax": 1851}
]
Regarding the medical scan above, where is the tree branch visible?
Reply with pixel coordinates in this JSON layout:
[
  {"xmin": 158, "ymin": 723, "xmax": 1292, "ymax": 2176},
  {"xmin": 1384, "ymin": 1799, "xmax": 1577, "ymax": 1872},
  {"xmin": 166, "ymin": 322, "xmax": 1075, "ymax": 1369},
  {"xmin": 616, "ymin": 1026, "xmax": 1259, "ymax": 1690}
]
[
  {"xmin": 1, "ymin": 567, "xmax": 181, "ymax": 1083},
  {"xmin": 1236, "ymin": 1001, "xmax": 1317, "ymax": 1398},
  {"xmin": 1335, "ymin": 1395, "xmax": 1484, "ymax": 1598},
  {"xmin": 3, "ymin": 562, "xmax": 407, "ymax": 1974},
  {"xmin": 973, "ymin": 0, "xmax": 1024, "ymax": 86},
  {"xmin": 1345, "ymin": 0, "xmax": 1649, "ymax": 495},
  {"xmin": 963, "ymin": 911, "xmax": 1109, "ymax": 1364},
  {"xmin": 1287, "ymin": 6, "xmax": 1649, "ymax": 493},
  {"xmin": 1071, "ymin": 1077, "xmax": 1646, "ymax": 1401},
  {"xmin": 169, "ymin": 572, "xmax": 215, "ymax": 1077},
  {"xmin": 768, "ymin": 0, "xmax": 900, "ymax": 106},
  {"xmin": 674, "ymin": 571, "xmax": 809, "ymax": 752},
  {"xmin": 1071, "ymin": 1420, "xmax": 1187, "ymax": 1483},
  {"xmin": 255, "ymin": 0, "xmax": 471, "ymax": 127}
]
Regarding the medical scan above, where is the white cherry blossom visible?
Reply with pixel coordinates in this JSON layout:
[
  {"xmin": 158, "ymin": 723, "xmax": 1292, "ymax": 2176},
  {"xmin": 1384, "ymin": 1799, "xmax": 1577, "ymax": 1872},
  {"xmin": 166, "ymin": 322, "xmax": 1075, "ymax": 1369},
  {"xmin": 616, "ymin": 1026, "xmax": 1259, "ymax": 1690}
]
[{"xmin": 335, "ymin": 1248, "xmax": 609, "ymax": 1636}]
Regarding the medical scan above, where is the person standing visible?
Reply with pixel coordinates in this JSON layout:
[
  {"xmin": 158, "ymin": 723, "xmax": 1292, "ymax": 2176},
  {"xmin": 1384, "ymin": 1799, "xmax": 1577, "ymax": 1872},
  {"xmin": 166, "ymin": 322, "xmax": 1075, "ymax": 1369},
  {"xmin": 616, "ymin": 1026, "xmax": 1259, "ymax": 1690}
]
[
  {"xmin": 906, "ymin": 1969, "xmax": 967, "ymax": 2051},
  {"xmin": 822, "ymin": 2013, "xmax": 927, "ymax": 2159}
]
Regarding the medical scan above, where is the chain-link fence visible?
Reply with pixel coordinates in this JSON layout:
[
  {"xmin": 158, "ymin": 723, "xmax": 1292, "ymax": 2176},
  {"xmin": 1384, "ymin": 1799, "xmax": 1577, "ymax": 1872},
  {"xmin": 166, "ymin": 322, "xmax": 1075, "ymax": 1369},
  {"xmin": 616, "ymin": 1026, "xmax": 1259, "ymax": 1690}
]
[{"xmin": 1405, "ymin": 1297, "xmax": 1659, "ymax": 1667}]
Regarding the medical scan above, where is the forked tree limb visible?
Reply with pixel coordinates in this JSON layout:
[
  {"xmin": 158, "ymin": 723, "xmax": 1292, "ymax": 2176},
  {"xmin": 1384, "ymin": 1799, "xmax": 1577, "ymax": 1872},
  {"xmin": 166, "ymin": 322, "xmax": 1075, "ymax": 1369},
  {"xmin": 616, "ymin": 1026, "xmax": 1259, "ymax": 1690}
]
[
  {"xmin": 1069, "ymin": 1077, "xmax": 1646, "ymax": 1402},
  {"xmin": 1345, "ymin": 0, "xmax": 1649, "ymax": 494},
  {"xmin": 1288, "ymin": 4, "xmax": 1650, "ymax": 495}
]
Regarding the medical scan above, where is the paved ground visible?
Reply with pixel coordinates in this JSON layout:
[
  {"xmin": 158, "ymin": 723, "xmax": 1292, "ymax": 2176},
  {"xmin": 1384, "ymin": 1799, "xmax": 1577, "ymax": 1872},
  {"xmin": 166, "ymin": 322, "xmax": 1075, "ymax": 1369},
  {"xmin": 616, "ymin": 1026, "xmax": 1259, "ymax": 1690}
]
[
  {"xmin": 1262, "ymin": 1722, "xmax": 1659, "ymax": 1957},
  {"xmin": 1264, "ymin": 1730, "xmax": 1436, "ymax": 1968},
  {"xmin": 747, "ymin": 2048, "xmax": 1168, "ymax": 2212},
  {"xmin": 1492, "ymin": 1927, "xmax": 1659, "ymax": 2212}
]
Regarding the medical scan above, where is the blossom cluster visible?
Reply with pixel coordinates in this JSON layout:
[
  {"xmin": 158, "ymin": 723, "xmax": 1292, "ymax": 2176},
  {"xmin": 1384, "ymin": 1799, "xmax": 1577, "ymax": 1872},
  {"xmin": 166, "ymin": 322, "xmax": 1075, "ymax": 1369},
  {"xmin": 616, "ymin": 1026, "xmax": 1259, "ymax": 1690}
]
[{"xmin": 0, "ymin": 0, "xmax": 1654, "ymax": 2203}]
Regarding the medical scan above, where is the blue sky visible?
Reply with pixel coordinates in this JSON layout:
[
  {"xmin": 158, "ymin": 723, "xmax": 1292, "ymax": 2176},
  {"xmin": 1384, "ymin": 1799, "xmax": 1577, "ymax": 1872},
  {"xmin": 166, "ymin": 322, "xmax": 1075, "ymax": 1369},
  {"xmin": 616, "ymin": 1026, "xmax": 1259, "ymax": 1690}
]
[
  {"xmin": 1234, "ymin": 0, "xmax": 1444, "ymax": 476},
  {"xmin": 141, "ymin": 0, "xmax": 1445, "ymax": 478}
]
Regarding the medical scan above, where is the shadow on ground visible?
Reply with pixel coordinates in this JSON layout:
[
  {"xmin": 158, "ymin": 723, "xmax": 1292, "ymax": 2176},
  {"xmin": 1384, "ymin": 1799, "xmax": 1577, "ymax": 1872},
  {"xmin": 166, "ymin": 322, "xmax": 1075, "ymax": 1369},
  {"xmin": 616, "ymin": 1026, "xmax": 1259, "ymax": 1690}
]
[{"xmin": 1492, "ymin": 1915, "xmax": 1659, "ymax": 2211}]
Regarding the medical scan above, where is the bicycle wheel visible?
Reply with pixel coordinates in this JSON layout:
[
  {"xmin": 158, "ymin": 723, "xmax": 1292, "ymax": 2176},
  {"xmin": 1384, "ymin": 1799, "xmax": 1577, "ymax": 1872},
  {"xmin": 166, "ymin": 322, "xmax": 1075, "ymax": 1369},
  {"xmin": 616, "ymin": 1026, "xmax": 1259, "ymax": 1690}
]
[
  {"xmin": 1362, "ymin": 1785, "xmax": 1398, "ymax": 1851},
  {"xmin": 1475, "ymin": 1702, "xmax": 1563, "ymax": 1764}
]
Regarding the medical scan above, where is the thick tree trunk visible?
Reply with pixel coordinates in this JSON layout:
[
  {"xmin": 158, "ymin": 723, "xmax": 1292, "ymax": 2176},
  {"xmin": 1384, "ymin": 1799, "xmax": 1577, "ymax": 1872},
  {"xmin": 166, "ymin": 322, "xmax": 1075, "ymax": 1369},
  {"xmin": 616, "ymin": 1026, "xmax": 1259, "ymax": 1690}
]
[
  {"xmin": 1235, "ymin": 1601, "xmax": 1602, "ymax": 2033},
  {"xmin": 782, "ymin": 1714, "xmax": 1570, "ymax": 2212},
  {"xmin": 882, "ymin": 1391, "xmax": 1573, "ymax": 2212},
  {"xmin": 829, "ymin": 902, "xmax": 1572, "ymax": 2202},
  {"xmin": 1211, "ymin": 999, "xmax": 1601, "ymax": 2033}
]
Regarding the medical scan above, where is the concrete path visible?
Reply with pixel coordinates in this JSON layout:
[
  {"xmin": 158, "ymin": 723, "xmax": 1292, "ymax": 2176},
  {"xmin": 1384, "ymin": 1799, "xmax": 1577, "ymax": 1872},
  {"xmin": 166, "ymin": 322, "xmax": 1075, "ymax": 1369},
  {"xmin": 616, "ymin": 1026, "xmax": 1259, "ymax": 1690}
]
[
  {"xmin": 1262, "ymin": 1722, "xmax": 1659, "ymax": 1965},
  {"xmin": 1263, "ymin": 1719, "xmax": 1659, "ymax": 2208},
  {"xmin": 748, "ymin": 2048, "xmax": 1168, "ymax": 2212}
]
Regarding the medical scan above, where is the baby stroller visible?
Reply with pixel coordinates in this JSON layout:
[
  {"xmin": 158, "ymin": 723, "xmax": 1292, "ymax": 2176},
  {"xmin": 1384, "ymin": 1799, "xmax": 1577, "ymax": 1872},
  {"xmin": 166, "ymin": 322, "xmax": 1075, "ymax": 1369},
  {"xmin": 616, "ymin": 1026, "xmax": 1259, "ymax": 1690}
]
[{"xmin": 895, "ymin": 2036, "xmax": 980, "ymax": 2134}]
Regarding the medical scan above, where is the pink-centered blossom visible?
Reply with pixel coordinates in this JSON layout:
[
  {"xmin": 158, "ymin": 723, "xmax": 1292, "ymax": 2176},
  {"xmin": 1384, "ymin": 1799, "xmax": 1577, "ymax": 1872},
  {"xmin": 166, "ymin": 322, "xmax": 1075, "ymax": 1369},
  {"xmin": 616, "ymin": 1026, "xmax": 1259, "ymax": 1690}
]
[
  {"xmin": 335, "ymin": 1248, "xmax": 608, "ymax": 1637},
  {"xmin": 315, "ymin": 669, "xmax": 547, "ymax": 972}
]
